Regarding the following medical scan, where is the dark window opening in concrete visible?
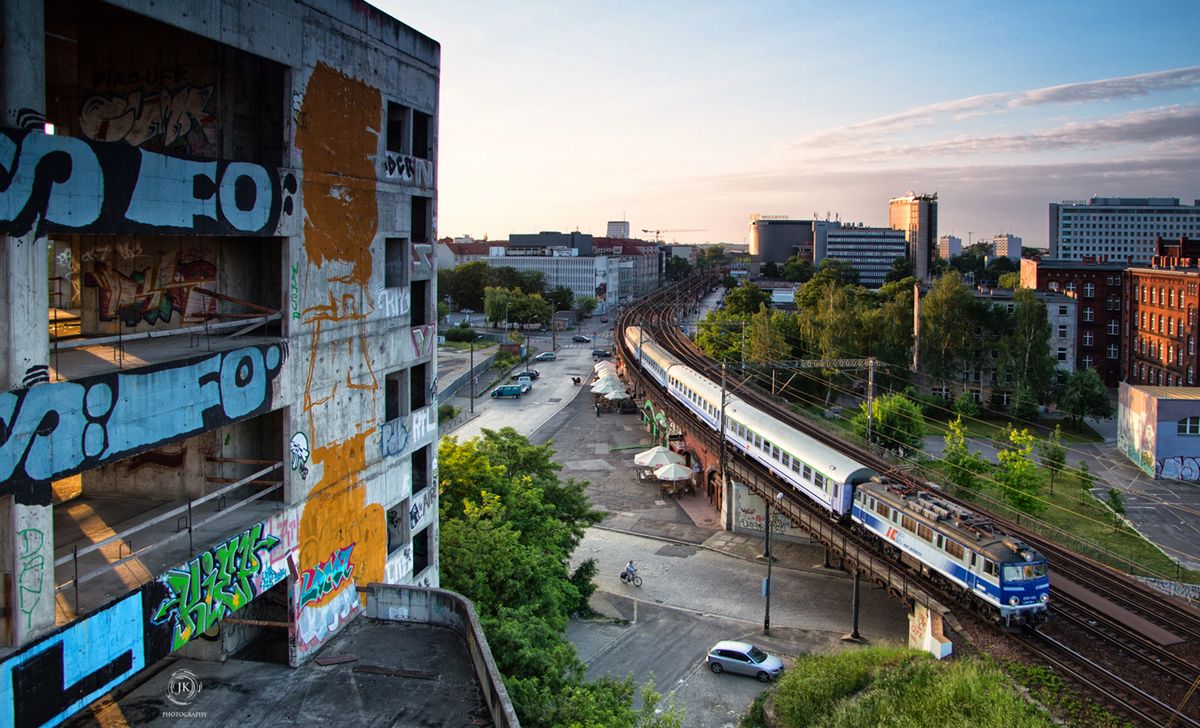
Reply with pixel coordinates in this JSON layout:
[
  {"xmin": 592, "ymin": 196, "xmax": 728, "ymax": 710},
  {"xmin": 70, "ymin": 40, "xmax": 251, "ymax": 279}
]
[
  {"xmin": 385, "ymin": 237, "xmax": 409, "ymax": 289},
  {"xmin": 387, "ymin": 101, "xmax": 409, "ymax": 154},
  {"xmin": 46, "ymin": 0, "xmax": 286, "ymax": 166},
  {"xmin": 226, "ymin": 578, "xmax": 290, "ymax": 665},
  {"xmin": 412, "ymin": 526, "xmax": 431, "ymax": 575},
  {"xmin": 410, "ymin": 363, "xmax": 428, "ymax": 410},
  {"xmin": 413, "ymin": 111, "xmax": 432, "ymax": 160},
  {"xmin": 412, "ymin": 445, "xmax": 430, "ymax": 494},
  {"xmin": 411, "ymin": 196, "xmax": 431, "ymax": 243},
  {"xmin": 386, "ymin": 502, "xmax": 408, "ymax": 555},
  {"xmin": 385, "ymin": 369, "xmax": 411, "ymax": 421},
  {"xmin": 411, "ymin": 280, "xmax": 429, "ymax": 327}
]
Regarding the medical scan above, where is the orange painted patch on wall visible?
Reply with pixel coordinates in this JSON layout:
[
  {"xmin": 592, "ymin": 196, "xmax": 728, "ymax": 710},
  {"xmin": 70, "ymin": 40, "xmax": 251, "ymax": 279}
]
[
  {"xmin": 298, "ymin": 431, "xmax": 386, "ymax": 612},
  {"xmin": 295, "ymin": 62, "xmax": 380, "ymax": 286}
]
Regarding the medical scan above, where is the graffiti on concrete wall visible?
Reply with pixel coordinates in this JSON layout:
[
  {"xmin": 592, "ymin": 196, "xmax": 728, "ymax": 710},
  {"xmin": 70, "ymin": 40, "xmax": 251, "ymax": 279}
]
[
  {"xmin": 410, "ymin": 324, "xmax": 434, "ymax": 359},
  {"xmin": 375, "ymin": 284, "xmax": 410, "ymax": 319},
  {"xmin": 380, "ymin": 418, "xmax": 409, "ymax": 459},
  {"xmin": 299, "ymin": 544, "xmax": 356, "ymax": 608},
  {"xmin": 0, "ymin": 127, "xmax": 298, "ymax": 239},
  {"xmin": 0, "ymin": 343, "xmax": 284, "ymax": 501},
  {"xmin": 16, "ymin": 527, "xmax": 46, "ymax": 631},
  {"xmin": 384, "ymin": 545, "xmax": 413, "ymax": 584},
  {"xmin": 380, "ymin": 152, "xmax": 434, "ymax": 188},
  {"xmin": 408, "ymin": 486, "xmax": 437, "ymax": 531},
  {"xmin": 79, "ymin": 84, "xmax": 217, "ymax": 154},
  {"xmin": 151, "ymin": 521, "xmax": 282, "ymax": 651},
  {"xmin": 296, "ymin": 584, "xmax": 358, "ymax": 654},
  {"xmin": 84, "ymin": 250, "xmax": 218, "ymax": 326},
  {"xmin": 290, "ymin": 432, "xmax": 311, "ymax": 479},
  {"xmin": 0, "ymin": 592, "xmax": 146, "ymax": 728},
  {"xmin": 1157, "ymin": 456, "xmax": 1200, "ymax": 481},
  {"xmin": 411, "ymin": 243, "xmax": 433, "ymax": 278}
]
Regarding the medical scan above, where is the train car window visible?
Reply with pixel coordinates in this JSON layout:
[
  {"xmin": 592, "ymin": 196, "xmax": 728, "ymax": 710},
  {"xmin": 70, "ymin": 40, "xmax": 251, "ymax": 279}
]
[
  {"xmin": 970, "ymin": 553, "xmax": 978, "ymax": 569},
  {"xmin": 935, "ymin": 534, "xmax": 944, "ymax": 549},
  {"xmin": 790, "ymin": 460, "xmax": 801, "ymax": 474},
  {"xmin": 874, "ymin": 500, "xmax": 888, "ymax": 517},
  {"xmin": 770, "ymin": 444, "xmax": 779, "ymax": 460},
  {"xmin": 891, "ymin": 510, "xmax": 898, "ymax": 523},
  {"xmin": 983, "ymin": 560, "xmax": 998, "ymax": 577},
  {"xmin": 916, "ymin": 523, "xmax": 933, "ymax": 542},
  {"xmin": 802, "ymin": 465, "xmax": 812, "ymax": 480},
  {"xmin": 814, "ymin": 473, "xmax": 825, "ymax": 491},
  {"xmin": 831, "ymin": 482, "xmax": 839, "ymax": 501},
  {"xmin": 901, "ymin": 515, "xmax": 916, "ymax": 532},
  {"xmin": 945, "ymin": 540, "xmax": 964, "ymax": 560}
]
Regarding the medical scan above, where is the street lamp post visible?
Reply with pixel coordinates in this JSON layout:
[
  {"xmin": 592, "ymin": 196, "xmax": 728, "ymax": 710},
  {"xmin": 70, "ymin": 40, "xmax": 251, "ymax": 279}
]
[
  {"xmin": 469, "ymin": 334, "xmax": 481, "ymax": 414},
  {"xmin": 764, "ymin": 491, "xmax": 783, "ymax": 635}
]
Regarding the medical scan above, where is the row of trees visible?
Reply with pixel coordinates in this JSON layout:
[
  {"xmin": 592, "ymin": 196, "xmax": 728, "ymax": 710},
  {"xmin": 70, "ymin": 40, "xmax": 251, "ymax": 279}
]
[
  {"xmin": 695, "ymin": 263, "xmax": 1112, "ymax": 424},
  {"xmin": 439, "ymin": 429, "xmax": 681, "ymax": 727}
]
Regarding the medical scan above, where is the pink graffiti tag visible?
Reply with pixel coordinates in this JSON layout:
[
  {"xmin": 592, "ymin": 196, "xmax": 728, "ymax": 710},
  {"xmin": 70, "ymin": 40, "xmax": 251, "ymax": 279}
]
[{"xmin": 299, "ymin": 544, "xmax": 356, "ymax": 608}]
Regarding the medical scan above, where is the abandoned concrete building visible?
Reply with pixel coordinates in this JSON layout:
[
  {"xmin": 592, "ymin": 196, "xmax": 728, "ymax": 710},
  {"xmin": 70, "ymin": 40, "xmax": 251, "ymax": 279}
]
[{"xmin": 0, "ymin": 1, "xmax": 496, "ymax": 725}]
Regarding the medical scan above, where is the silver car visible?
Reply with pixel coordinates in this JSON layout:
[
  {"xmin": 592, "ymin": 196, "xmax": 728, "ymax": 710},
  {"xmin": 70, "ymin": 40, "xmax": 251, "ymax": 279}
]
[{"xmin": 705, "ymin": 640, "xmax": 784, "ymax": 682}]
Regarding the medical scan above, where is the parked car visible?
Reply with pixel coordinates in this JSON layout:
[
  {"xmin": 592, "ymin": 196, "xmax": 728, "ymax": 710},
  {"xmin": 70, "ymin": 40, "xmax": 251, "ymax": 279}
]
[
  {"xmin": 592, "ymin": 349, "xmax": 612, "ymax": 359},
  {"xmin": 572, "ymin": 335, "xmax": 591, "ymax": 343},
  {"xmin": 534, "ymin": 352, "xmax": 557, "ymax": 362},
  {"xmin": 490, "ymin": 385, "xmax": 523, "ymax": 399},
  {"xmin": 600, "ymin": 317, "xmax": 608, "ymax": 323},
  {"xmin": 510, "ymin": 368, "xmax": 541, "ymax": 380},
  {"xmin": 705, "ymin": 641, "xmax": 784, "ymax": 682}
]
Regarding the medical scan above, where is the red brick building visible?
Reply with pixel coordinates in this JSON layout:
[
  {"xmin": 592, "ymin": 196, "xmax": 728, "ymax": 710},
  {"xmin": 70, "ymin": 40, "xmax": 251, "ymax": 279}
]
[
  {"xmin": 1123, "ymin": 238, "xmax": 1200, "ymax": 387},
  {"xmin": 1020, "ymin": 258, "xmax": 1126, "ymax": 386}
]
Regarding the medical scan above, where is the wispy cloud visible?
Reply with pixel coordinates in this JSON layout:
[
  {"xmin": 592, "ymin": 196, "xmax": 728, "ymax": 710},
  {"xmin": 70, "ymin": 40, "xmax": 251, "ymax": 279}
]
[{"xmin": 794, "ymin": 66, "xmax": 1200, "ymax": 149}]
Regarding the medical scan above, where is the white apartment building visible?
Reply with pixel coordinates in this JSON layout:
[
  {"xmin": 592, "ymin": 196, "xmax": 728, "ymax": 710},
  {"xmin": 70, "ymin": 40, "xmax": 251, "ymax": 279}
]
[
  {"xmin": 459, "ymin": 249, "xmax": 618, "ymax": 313},
  {"xmin": 939, "ymin": 234, "xmax": 962, "ymax": 260},
  {"xmin": 993, "ymin": 233, "xmax": 1022, "ymax": 262},
  {"xmin": 1049, "ymin": 197, "xmax": 1200, "ymax": 262}
]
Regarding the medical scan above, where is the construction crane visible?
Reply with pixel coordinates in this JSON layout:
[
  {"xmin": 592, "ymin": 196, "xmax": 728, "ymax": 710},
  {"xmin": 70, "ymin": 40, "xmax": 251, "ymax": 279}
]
[{"xmin": 641, "ymin": 228, "xmax": 707, "ymax": 243}]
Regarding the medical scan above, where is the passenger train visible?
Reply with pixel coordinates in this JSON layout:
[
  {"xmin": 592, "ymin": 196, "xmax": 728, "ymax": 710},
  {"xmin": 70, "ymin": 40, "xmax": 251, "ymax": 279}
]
[{"xmin": 625, "ymin": 326, "xmax": 1050, "ymax": 627}]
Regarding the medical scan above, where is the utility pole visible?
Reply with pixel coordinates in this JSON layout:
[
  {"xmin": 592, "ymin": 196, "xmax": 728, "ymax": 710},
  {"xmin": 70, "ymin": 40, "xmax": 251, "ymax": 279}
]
[
  {"xmin": 866, "ymin": 357, "xmax": 876, "ymax": 445},
  {"xmin": 764, "ymin": 493, "xmax": 773, "ymax": 635},
  {"xmin": 719, "ymin": 361, "xmax": 728, "ymax": 524},
  {"xmin": 469, "ymin": 335, "xmax": 479, "ymax": 414}
]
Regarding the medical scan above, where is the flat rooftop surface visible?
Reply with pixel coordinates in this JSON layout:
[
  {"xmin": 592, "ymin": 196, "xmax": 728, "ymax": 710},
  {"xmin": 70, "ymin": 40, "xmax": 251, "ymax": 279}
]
[{"xmin": 67, "ymin": 616, "xmax": 492, "ymax": 727}]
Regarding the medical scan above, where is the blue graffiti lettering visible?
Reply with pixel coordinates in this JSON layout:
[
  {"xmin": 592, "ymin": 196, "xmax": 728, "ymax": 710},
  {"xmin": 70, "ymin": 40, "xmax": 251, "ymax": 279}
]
[{"xmin": 0, "ymin": 345, "xmax": 284, "ymax": 498}]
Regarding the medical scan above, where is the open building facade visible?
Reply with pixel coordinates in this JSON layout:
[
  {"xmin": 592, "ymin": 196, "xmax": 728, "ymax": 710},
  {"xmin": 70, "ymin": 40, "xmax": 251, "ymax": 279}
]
[{"xmin": 0, "ymin": 1, "xmax": 442, "ymax": 723}]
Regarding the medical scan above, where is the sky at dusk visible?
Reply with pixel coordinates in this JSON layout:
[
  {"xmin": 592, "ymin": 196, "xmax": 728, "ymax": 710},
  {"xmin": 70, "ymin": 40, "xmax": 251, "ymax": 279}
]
[{"xmin": 378, "ymin": 1, "xmax": 1200, "ymax": 248}]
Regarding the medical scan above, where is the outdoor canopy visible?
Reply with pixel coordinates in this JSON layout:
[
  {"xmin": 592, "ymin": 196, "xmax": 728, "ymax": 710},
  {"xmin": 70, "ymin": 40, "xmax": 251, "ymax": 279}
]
[
  {"xmin": 652, "ymin": 462, "xmax": 693, "ymax": 481},
  {"xmin": 633, "ymin": 446, "xmax": 685, "ymax": 468}
]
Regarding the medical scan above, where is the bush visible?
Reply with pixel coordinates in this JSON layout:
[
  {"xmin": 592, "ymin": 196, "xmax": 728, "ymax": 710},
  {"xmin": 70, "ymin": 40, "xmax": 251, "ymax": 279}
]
[
  {"xmin": 438, "ymin": 403, "xmax": 460, "ymax": 424},
  {"xmin": 954, "ymin": 391, "xmax": 979, "ymax": 417},
  {"xmin": 444, "ymin": 326, "xmax": 479, "ymax": 343},
  {"xmin": 493, "ymin": 353, "xmax": 519, "ymax": 371}
]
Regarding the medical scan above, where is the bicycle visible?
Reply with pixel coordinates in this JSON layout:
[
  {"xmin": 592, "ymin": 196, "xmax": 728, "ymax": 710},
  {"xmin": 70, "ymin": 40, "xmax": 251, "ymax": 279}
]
[{"xmin": 619, "ymin": 571, "xmax": 642, "ymax": 587}]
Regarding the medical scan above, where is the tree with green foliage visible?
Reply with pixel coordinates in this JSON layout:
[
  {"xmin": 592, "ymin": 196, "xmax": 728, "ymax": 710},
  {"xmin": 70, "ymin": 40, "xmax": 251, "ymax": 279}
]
[
  {"xmin": 696, "ymin": 244, "xmax": 726, "ymax": 269},
  {"xmin": 746, "ymin": 304, "xmax": 790, "ymax": 364},
  {"xmin": 665, "ymin": 255, "xmax": 691, "ymax": 281},
  {"xmin": 996, "ymin": 427, "xmax": 1045, "ymax": 514},
  {"xmin": 941, "ymin": 415, "xmax": 988, "ymax": 494},
  {"xmin": 575, "ymin": 295, "xmax": 597, "ymax": 317},
  {"xmin": 851, "ymin": 393, "xmax": 925, "ymax": 454},
  {"xmin": 723, "ymin": 283, "xmax": 772, "ymax": 317},
  {"xmin": 998, "ymin": 271, "xmax": 1021, "ymax": 289},
  {"xmin": 954, "ymin": 391, "xmax": 979, "ymax": 417},
  {"xmin": 694, "ymin": 309, "xmax": 746, "ymax": 362},
  {"xmin": 760, "ymin": 261, "xmax": 781, "ymax": 279},
  {"xmin": 546, "ymin": 285, "xmax": 574, "ymax": 312},
  {"xmin": 439, "ymin": 430, "xmax": 683, "ymax": 726},
  {"xmin": 1037, "ymin": 425, "xmax": 1066, "ymax": 495},
  {"xmin": 999, "ymin": 288, "xmax": 1055, "ymax": 399},
  {"xmin": 918, "ymin": 271, "xmax": 976, "ymax": 383},
  {"xmin": 440, "ymin": 260, "xmax": 491, "ymax": 311},
  {"xmin": 884, "ymin": 256, "xmax": 914, "ymax": 283},
  {"xmin": 1059, "ymin": 367, "xmax": 1112, "ymax": 429},
  {"xmin": 781, "ymin": 255, "xmax": 814, "ymax": 283},
  {"xmin": 1106, "ymin": 488, "xmax": 1126, "ymax": 530},
  {"xmin": 1012, "ymin": 384, "xmax": 1039, "ymax": 422}
]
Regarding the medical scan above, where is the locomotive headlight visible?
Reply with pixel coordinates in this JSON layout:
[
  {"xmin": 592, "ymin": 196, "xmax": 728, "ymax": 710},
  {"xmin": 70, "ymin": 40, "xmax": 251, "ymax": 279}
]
[
  {"xmin": 1040, "ymin": 593, "xmax": 1050, "ymax": 603},
  {"xmin": 1009, "ymin": 596, "xmax": 1020, "ymax": 606}
]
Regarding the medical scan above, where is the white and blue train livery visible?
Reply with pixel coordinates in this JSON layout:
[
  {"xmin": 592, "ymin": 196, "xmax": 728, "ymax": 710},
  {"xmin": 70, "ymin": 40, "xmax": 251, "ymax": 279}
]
[
  {"xmin": 852, "ymin": 480, "xmax": 1050, "ymax": 626},
  {"xmin": 725, "ymin": 399, "xmax": 873, "ymax": 515},
  {"xmin": 623, "ymin": 324, "xmax": 1051, "ymax": 628}
]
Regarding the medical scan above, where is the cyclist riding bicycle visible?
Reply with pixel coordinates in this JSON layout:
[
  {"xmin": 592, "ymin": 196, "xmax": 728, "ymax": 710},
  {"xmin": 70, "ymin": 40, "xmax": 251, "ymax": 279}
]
[{"xmin": 624, "ymin": 560, "xmax": 637, "ymax": 579}]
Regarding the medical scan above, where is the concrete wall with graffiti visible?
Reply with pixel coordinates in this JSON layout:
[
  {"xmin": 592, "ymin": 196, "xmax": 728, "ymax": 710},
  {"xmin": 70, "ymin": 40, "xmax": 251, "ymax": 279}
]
[
  {"xmin": 732, "ymin": 482, "xmax": 811, "ymax": 542},
  {"xmin": 1117, "ymin": 383, "xmax": 1158, "ymax": 477},
  {"xmin": 0, "ymin": 509, "xmax": 295, "ymax": 728},
  {"xmin": 1117, "ymin": 384, "xmax": 1200, "ymax": 481}
]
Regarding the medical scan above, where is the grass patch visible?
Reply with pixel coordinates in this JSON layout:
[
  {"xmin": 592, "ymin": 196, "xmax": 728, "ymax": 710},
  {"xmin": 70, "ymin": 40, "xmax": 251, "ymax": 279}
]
[
  {"xmin": 1003, "ymin": 660, "xmax": 1131, "ymax": 727},
  {"xmin": 760, "ymin": 647, "xmax": 1055, "ymax": 727}
]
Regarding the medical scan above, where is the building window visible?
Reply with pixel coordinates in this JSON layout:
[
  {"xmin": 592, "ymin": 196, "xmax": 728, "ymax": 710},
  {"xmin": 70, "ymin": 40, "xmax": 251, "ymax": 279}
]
[
  {"xmin": 413, "ymin": 111, "xmax": 433, "ymax": 160},
  {"xmin": 1058, "ymin": 325, "xmax": 1067, "ymax": 339},
  {"xmin": 1083, "ymin": 331, "xmax": 1094, "ymax": 347},
  {"xmin": 1082, "ymin": 354, "xmax": 1094, "ymax": 368},
  {"xmin": 1083, "ymin": 282, "xmax": 1095, "ymax": 298},
  {"xmin": 1170, "ymin": 289, "xmax": 1176, "ymax": 308},
  {"xmin": 1083, "ymin": 307, "xmax": 1094, "ymax": 322},
  {"xmin": 1058, "ymin": 305, "xmax": 1068, "ymax": 316},
  {"xmin": 1189, "ymin": 366, "xmax": 1195, "ymax": 385},
  {"xmin": 1066, "ymin": 281, "xmax": 1077, "ymax": 294},
  {"xmin": 1108, "ymin": 319, "xmax": 1119, "ymax": 336},
  {"xmin": 1107, "ymin": 343, "xmax": 1118, "ymax": 360},
  {"xmin": 386, "ymin": 101, "xmax": 409, "ymax": 154},
  {"xmin": 1057, "ymin": 348, "xmax": 1067, "ymax": 362},
  {"xmin": 1049, "ymin": 281, "xmax": 1060, "ymax": 292},
  {"xmin": 385, "ymin": 237, "xmax": 409, "ymax": 289}
]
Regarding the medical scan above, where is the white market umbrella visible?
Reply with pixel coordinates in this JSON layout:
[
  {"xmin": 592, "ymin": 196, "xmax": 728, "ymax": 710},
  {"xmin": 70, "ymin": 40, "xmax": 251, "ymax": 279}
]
[
  {"xmin": 605, "ymin": 390, "xmax": 630, "ymax": 401},
  {"xmin": 593, "ymin": 364, "xmax": 618, "ymax": 375},
  {"xmin": 633, "ymin": 446, "xmax": 685, "ymax": 468},
  {"xmin": 591, "ymin": 378, "xmax": 623, "ymax": 394},
  {"xmin": 653, "ymin": 462, "xmax": 694, "ymax": 482}
]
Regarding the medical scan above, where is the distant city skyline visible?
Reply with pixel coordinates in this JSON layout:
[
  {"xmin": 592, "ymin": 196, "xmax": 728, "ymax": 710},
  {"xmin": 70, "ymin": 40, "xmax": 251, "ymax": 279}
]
[{"xmin": 382, "ymin": 1, "xmax": 1200, "ymax": 247}]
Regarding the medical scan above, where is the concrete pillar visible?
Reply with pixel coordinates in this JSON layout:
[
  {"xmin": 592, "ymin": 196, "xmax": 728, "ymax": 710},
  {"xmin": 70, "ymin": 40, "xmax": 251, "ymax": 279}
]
[
  {"xmin": 908, "ymin": 603, "xmax": 952, "ymax": 659},
  {"xmin": 0, "ymin": 498, "xmax": 56, "ymax": 645},
  {"xmin": 1, "ymin": 0, "xmax": 49, "ymax": 391}
]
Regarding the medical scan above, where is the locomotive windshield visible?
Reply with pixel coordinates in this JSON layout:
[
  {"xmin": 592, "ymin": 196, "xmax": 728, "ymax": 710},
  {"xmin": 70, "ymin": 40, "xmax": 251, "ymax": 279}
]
[{"xmin": 1002, "ymin": 562, "xmax": 1048, "ymax": 581}]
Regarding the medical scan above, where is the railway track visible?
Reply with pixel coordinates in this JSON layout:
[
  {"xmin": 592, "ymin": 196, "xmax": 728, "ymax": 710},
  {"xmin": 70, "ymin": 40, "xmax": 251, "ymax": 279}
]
[{"xmin": 615, "ymin": 276, "xmax": 1200, "ymax": 727}]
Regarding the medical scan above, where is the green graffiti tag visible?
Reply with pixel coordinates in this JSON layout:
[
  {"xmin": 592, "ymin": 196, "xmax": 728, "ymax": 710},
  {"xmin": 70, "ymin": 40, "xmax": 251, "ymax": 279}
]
[{"xmin": 152, "ymin": 521, "xmax": 280, "ymax": 650}]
